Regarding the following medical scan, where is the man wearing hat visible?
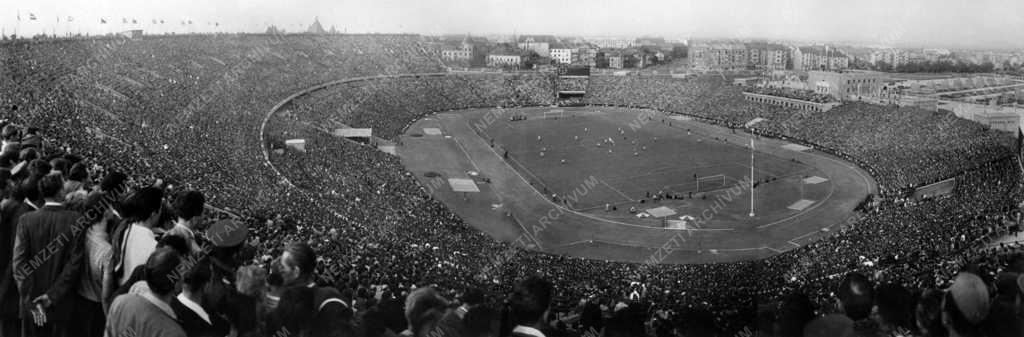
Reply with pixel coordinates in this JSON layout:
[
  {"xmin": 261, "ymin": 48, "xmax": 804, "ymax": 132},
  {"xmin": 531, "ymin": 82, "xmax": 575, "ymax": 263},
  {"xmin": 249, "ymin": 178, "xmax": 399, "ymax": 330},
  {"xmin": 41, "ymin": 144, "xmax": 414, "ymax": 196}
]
[
  {"xmin": 943, "ymin": 272, "xmax": 990, "ymax": 337},
  {"xmin": 199, "ymin": 219, "xmax": 260, "ymax": 336},
  {"xmin": 803, "ymin": 272, "xmax": 877, "ymax": 337}
]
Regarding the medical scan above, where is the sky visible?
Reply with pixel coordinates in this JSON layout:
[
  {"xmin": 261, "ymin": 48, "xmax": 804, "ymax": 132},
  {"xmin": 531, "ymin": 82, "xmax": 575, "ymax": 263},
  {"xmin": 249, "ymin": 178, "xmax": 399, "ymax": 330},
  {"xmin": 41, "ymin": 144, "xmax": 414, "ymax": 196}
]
[{"xmin": 1, "ymin": 0, "xmax": 1023, "ymax": 49}]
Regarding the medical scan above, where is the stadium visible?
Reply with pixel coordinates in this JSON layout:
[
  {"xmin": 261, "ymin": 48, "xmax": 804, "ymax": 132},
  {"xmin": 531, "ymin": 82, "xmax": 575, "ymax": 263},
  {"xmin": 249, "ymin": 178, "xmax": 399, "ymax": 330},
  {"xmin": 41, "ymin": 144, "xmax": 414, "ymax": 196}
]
[{"xmin": 1, "ymin": 34, "xmax": 1022, "ymax": 336}]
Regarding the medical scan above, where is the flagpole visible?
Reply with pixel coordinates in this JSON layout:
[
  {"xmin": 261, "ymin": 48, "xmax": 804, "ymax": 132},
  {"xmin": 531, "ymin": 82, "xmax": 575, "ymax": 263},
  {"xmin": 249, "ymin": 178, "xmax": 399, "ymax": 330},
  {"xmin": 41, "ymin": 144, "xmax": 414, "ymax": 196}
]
[{"xmin": 749, "ymin": 137, "xmax": 755, "ymax": 217}]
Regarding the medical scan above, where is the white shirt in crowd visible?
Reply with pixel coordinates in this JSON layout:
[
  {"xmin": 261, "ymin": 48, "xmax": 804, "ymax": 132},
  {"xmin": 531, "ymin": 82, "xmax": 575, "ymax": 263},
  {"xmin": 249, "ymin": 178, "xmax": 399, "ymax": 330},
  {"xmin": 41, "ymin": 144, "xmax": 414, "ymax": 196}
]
[{"xmin": 120, "ymin": 222, "xmax": 157, "ymax": 285}]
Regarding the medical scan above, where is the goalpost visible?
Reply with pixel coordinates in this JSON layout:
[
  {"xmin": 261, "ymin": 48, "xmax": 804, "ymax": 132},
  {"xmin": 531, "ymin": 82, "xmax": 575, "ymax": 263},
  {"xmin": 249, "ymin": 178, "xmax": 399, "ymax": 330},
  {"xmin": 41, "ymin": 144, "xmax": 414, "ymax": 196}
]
[
  {"xmin": 696, "ymin": 174, "xmax": 727, "ymax": 192},
  {"xmin": 543, "ymin": 109, "xmax": 565, "ymax": 120}
]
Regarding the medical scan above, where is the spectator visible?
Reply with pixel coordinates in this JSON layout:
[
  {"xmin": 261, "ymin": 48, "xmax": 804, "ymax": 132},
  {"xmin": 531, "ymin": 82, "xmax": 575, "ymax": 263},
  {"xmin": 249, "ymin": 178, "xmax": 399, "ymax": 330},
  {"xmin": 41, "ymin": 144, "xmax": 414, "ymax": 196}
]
[
  {"xmin": 226, "ymin": 265, "xmax": 268, "ymax": 337},
  {"xmin": 73, "ymin": 182, "xmax": 119, "ymax": 337},
  {"xmin": 917, "ymin": 289, "xmax": 949, "ymax": 337},
  {"xmin": 48, "ymin": 158, "xmax": 68, "ymax": 178},
  {"xmin": 943, "ymin": 272, "xmax": 991, "ymax": 337},
  {"xmin": 61, "ymin": 162, "xmax": 88, "ymax": 201},
  {"xmin": 1, "ymin": 125, "xmax": 20, "ymax": 153},
  {"xmin": 463, "ymin": 306, "xmax": 500, "ymax": 337},
  {"xmin": 804, "ymin": 272, "xmax": 876, "ymax": 337},
  {"xmin": 84, "ymin": 172, "xmax": 128, "ymax": 216},
  {"xmin": 984, "ymin": 272, "xmax": 1023, "ymax": 337},
  {"xmin": 11, "ymin": 174, "xmax": 84, "ymax": 337},
  {"xmin": 171, "ymin": 260, "xmax": 230, "ymax": 337},
  {"xmin": 269, "ymin": 242, "xmax": 354, "ymax": 337},
  {"xmin": 0, "ymin": 172, "xmax": 31, "ymax": 337},
  {"xmin": 508, "ymin": 276, "xmax": 553, "ymax": 337},
  {"xmin": 775, "ymin": 292, "xmax": 816, "ymax": 337},
  {"xmin": 17, "ymin": 159, "xmax": 50, "ymax": 206},
  {"xmin": 110, "ymin": 187, "xmax": 164, "ymax": 294},
  {"xmin": 437, "ymin": 287, "xmax": 485, "ymax": 336},
  {"xmin": 401, "ymin": 287, "xmax": 449, "ymax": 337},
  {"xmin": 104, "ymin": 247, "xmax": 186, "ymax": 337},
  {"xmin": 165, "ymin": 191, "xmax": 205, "ymax": 253},
  {"xmin": 21, "ymin": 127, "xmax": 41, "ymax": 149},
  {"xmin": 804, "ymin": 314, "xmax": 853, "ymax": 337},
  {"xmin": 200, "ymin": 219, "xmax": 254, "ymax": 333},
  {"xmin": 276, "ymin": 242, "xmax": 318, "ymax": 288},
  {"xmin": 874, "ymin": 283, "xmax": 915, "ymax": 335},
  {"xmin": 267, "ymin": 285, "xmax": 315, "ymax": 337}
]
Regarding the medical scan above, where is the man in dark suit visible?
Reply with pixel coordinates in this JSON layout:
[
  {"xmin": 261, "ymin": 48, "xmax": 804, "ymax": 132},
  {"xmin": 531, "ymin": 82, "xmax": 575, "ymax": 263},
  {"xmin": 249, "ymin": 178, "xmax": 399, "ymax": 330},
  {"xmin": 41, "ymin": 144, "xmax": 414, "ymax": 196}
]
[
  {"xmin": 267, "ymin": 243, "xmax": 354, "ymax": 337},
  {"xmin": 0, "ymin": 178, "xmax": 37, "ymax": 337},
  {"xmin": 509, "ymin": 276, "xmax": 553, "ymax": 337},
  {"xmin": 171, "ymin": 260, "xmax": 229, "ymax": 337},
  {"xmin": 12, "ymin": 174, "xmax": 85, "ymax": 337}
]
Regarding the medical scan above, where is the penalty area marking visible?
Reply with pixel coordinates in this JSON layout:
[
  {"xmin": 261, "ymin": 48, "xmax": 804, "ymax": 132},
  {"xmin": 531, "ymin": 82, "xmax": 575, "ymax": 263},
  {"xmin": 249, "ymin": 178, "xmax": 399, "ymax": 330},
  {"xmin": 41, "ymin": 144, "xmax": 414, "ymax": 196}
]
[
  {"xmin": 803, "ymin": 176, "xmax": 828, "ymax": 184},
  {"xmin": 601, "ymin": 179, "xmax": 636, "ymax": 202},
  {"xmin": 448, "ymin": 178, "xmax": 480, "ymax": 193},
  {"xmin": 781, "ymin": 144, "xmax": 811, "ymax": 152}
]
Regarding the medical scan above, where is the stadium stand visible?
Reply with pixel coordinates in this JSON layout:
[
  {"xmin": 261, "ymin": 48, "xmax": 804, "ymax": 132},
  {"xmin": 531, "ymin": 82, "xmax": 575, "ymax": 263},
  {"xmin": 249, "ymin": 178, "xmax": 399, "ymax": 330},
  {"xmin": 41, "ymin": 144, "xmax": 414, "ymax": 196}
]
[{"xmin": 0, "ymin": 35, "xmax": 1021, "ymax": 337}]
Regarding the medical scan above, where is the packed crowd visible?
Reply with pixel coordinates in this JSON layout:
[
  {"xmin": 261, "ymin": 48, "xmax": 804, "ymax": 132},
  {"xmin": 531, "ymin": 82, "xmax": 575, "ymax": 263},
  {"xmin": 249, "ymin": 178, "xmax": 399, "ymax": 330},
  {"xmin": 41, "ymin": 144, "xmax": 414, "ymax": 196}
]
[
  {"xmin": 585, "ymin": 75, "xmax": 1014, "ymax": 194},
  {"xmin": 285, "ymin": 73, "xmax": 556, "ymax": 139},
  {"xmin": 741, "ymin": 86, "xmax": 837, "ymax": 103},
  {"xmin": 0, "ymin": 35, "xmax": 1021, "ymax": 336},
  {"xmin": 557, "ymin": 77, "xmax": 589, "ymax": 93}
]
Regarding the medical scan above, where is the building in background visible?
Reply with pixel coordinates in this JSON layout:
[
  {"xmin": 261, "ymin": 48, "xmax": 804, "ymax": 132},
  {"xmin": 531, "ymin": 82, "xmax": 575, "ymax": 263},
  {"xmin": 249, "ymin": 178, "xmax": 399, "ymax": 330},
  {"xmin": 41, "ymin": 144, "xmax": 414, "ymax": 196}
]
[
  {"xmin": 807, "ymin": 70, "xmax": 885, "ymax": 101},
  {"xmin": 578, "ymin": 48, "xmax": 598, "ymax": 67},
  {"xmin": 487, "ymin": 45, "xmax": 524, "ymax": 68},
  {"xmin": 943, "ymin": 102, "xmax": 1022, "ymax": 132},
  {"xmin": 588, "ymin": 37, "xmax": 636, "ymax": 49},
  {"xmin": 550, "ymin": 47, "xmax": 575, "ymax": 64},
  {"xmin": 689, "ymin": 41, "xmax": 747, "ymax": 70},
  {"xmin": 689, "ymin": 41, "xmax": 788, "ymax": 71},
  {"xmin": 486, "ymin": 54, "xmax": 522, "ymax": 68},
  {"xmin": 746, "ymin": 42, "xmax": 789, "ymax": 70},
  {"xmin": 793, "ymin": 46, "xmax": 849, "ymax": 71},
  {"xmin": 441, "ymin": 38, "xmax": 476, "ymax": 61},
  {"xmin": 870, "ymin": 49, "xmax": 908, "ymax": 67},
  {"xmin": 609, "ymin": 54, "xmax": 626, "ymax": 69},
  {"xmin": 517, "ymin": 35, "xmax": 556, "ymax": 57}
]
